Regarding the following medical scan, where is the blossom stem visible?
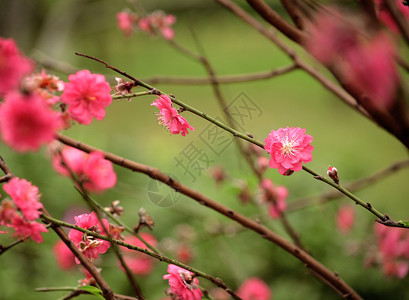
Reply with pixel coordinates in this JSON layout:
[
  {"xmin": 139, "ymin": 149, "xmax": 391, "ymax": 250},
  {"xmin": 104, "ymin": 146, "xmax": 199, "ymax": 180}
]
[
  {"xmin": 113, "ymin": 91, "xmax": 151, "ymax": 100},
  {"xmin": 41, "ymin": 214, "xmax": 242, "ymax": 300}
]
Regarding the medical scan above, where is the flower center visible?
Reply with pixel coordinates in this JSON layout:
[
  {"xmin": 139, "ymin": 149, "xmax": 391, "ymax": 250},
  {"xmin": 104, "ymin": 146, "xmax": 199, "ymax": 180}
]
[{"xmin": 280, "ymin": 138, "xmax": 296, "ymax": 156}]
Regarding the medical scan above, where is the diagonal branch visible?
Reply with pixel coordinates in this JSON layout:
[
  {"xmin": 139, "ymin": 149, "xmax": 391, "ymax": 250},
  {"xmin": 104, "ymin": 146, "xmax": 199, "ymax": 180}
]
[
  {"xmin": 55, "ymin": 133, "xmax": 362, "ymax": 299},
  {"xmin": 245, "ymin": 0, "xmax": 307, "ymax": 43}
]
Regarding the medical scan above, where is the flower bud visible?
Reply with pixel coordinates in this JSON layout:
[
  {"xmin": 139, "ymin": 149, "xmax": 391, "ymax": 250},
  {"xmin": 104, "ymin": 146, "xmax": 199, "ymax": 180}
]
[{"xmin": 327, "ymin": 165, "xmax": 339, "ymax": 185}]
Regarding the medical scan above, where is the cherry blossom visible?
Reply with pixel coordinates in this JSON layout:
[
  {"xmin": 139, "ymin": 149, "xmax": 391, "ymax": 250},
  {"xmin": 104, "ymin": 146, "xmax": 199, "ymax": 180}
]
[
  {"xmin": 163, "ymin": 264, "xmax": 203, "ymax": 300},
  {"xmin": 151, "ymin": 94, "xmax": 194, "ymax": 136},
  {"xmin": 122, "ymin": 233, "xmax": 157, "ymax": 275},
  {"xmin": 139, "ymin": 11, "xmax": 176, "ymax": 40},
  {"xmin": 264, "ymin": 127, "xmax": 313, "ymax": 175},
  {"xmin": 11, "ymin": 215, "xmax": 48, "ymax": 243},
  {"xmin": 0, "ymin": 91, "xmax": 62, "ymax": 152},
  {"xmin": 237, "ymin": 277, "xmax": 272, "ymax": 300},
  {"xmin": 336, "ymin": 206, "xmax": 355, "ymax": 234},
  {"xmin": 61, "ymin": 70, "xmax": 112, "ymax": 125},
  {"xmin": 260, "ymin": 178, "xmax": 288, "ymax": 219},
  {"xmin": 3, "ymin": 177, "xmax": 43, "ymax": 221},
  {"xmin": 52, "ymin": 146, "xmax": 117, "ymax": 193},
  {"xmin": 0, "ymin": 37, "xmax": 34, "ymax": 95},
  {"xmin": 68, "ymin": 211, "xmax": 111, "ymax": 262},
  {"xmin": 117, "ymin": 11, "xmax": 138, "ymax": 37},
  {"xmin": 53, "ymin": 240, "xmax": 75, "ymax": 270}
]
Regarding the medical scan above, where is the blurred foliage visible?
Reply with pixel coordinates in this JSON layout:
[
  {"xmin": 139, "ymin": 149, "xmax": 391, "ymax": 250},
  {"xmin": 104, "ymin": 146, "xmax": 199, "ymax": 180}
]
[{"xmin": 1, "ymin": 0, "xmax": 409, "ymax": 299}]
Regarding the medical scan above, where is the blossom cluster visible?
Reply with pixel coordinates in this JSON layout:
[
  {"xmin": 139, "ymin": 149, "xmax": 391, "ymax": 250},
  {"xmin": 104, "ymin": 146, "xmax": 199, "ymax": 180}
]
[
  {"xmin": 259, "ymin": 178, "xmax": 288, "ymax": 219},
  {"xmin": 0, "ymin": 177, "xmax": 47, "ymax": 243},
  {"xmin": 0, "ymin": 37, "xmax": 114, "ymax": 153},
  {"xmin": 117, "ymin": 10, "xmax": 176, "ymax": 40}
]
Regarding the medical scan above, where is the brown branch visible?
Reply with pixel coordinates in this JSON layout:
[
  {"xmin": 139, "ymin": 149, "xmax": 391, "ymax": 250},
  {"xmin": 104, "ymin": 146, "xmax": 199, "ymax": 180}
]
[
  {"xmin": 41, "ymin": 208, "xmax": 115, "ymax": 300},
  {"xmin": 144, "ymin": 64, "xmax": 297, "ymax": 85},
  {"xmin": 288, "ymin": 159, "xmax": 409, "ymax": 212},
  {"xmin": 384, "ymin": 0, "xmax": 409, "ymax": 46},
  {"xmin": 0, "ymin": 239, "xmax": 25, "ymax": 255},
  {"xmin": 245, "ymin": 0, "xmax": 307, "ymax": 43},
  {"xmin": 214, "ymin": 0, "xmax": 370, "ymax": 120},
  {"xmin": 55, "ymin": 133, "xmax": 362, "ymax": 300},
  {"xmin": 280, "ymin": 0, "xmax": 308, "ymax": 30}
]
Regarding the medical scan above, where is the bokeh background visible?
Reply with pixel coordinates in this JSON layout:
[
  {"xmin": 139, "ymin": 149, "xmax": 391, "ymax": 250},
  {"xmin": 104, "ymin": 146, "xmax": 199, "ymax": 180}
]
[{"xmin": 1, "ymin": 0, "xmax": 409, "ymax": 299}]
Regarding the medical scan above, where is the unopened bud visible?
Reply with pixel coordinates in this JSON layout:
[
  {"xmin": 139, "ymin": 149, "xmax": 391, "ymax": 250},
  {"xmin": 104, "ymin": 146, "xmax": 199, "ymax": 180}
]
[{"xmin": 327, "ymin": 165, "xmax": 339, "ymax": 185}]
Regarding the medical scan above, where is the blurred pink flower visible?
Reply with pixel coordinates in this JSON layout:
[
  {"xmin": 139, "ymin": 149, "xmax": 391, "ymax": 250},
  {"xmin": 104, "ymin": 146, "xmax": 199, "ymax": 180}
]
[
  {"xmin": 305, "ymin": 9, "xmax": 359, "ymax": 65},
  {"xmin": 68, "ymin": 211, "xmax": 111, "ymax": 262},
  {"xmin": 264, "ymin": 127, "xmax": 313, "ymax": 175},
  {"xmin": 257, "ymin": 156, "xmax": 269, "ymax": 174},
  {"xmin": 12, "ymin": 215, "xmax": 48, "ymax": 243},
  {"xmin": 3, "ymin": 177, "xmax": 43, "ymax": 221},
  {"xmin": 83, "ymin": 151, "xmax": 117, "ymax": 192},
  {"xmin": 151, "ymin": 94, "xmax": 194, "ymax": 136},
  {"xmin": 122, "ymin": 233, "xmax": 157, "ymax": 275},
  {"xmin": 336, "ymin": 205, "xmax": 355, "ymax": 234},
  {"xmin": 260, "ymin": 178, "xmax": 288, "ymax": 219},
  {"xmin": 237, "ymin": 277, "xmax": 272, "ymax": 300},
  {"xmin": 52, "ymin": 146, "xmax": 117, "ymax": 193},
  {"xmin": 163, "ymin": 264, "xmax": 203, "ymax": 300},
  {"xmin": 139, "ymin": 11, "xmax": 176, "ymax": 40},
  {"xmin": 117, "ymin": 11, "xmax": 137, "ymax": 37},
  {"xmin": 374, "ymin": 223, "xmax": 409, "ymax": 278},
  {"xmin": 53, "ymin": 240, "xmax": 75, "ymax": 270},
  {"xmin": 0, "ymin": 37, "xmax": 34, "ymax": 95},
  {"xmin": 0, "ymin": 91, "xmax": 62, "ymax": 152},
  {"xmin": 343, "ymin": 33, "xmax": 398, "ymax": 109},
  {"xmin": 61, "ymin": 70, "xmax": 112, "ymax": 125}
]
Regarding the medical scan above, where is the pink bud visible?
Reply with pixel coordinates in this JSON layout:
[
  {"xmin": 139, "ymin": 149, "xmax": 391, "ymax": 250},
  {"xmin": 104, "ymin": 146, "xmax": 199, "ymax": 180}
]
[{"xmin": 327, "ymin": 165, "xmax": 339, "ymax": 185}]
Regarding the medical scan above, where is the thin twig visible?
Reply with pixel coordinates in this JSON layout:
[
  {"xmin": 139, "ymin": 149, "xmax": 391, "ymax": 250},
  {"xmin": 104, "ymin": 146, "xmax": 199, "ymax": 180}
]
[
  {"xmin": 144, "ymin": 64, "xmax": 298, "ymax": 85},
  {"xmin": 288, "ymin": 159, "xmax": 409, "ymax": 212}
]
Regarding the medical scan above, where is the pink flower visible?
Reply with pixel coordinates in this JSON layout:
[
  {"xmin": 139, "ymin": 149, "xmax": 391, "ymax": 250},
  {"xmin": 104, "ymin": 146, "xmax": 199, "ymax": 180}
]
[
  {"xmin": 0, "ymin": 37, "xmax": 34, "ymax": 95},
  {"xmin": 139, "ymin": 11, "xmax": 176, "ymax": 40},
  {"xmin": 305, "ymin": 9, "xmax": 359, "ymax": 65},
  {"xmin": 374, "ymin": 223, "xmax": 409, "ymax": 278},
  {"xmin": 61, "ymin": 70, "xmax": 112, "ymax": 125},
  {"xmin": 264, "ymin": 127, "xmax": 313, "ymax": 175},
  {"xmin": 122, "ymin": 233, "xmax": 157, "ymax": 275},
  {"xmin": 151, "ymin": 94, "xmax": 194, "ymax": 136},
  {"xmin": 3, "ymin": 177, "xmax": 43, "ymax": 221},
  {"xmin": 68, "ymin": 211, "xmax": 111, "ymax": 262},
  {"xmin": 117, "ymin": 11, "xmax": 137, "ymax": 37},
  {"xmin": 163, "ymin": 264, "xmax": 203, "ymax": 300},
  {"xmin": 336, "ymin": 205, "xmax": 355, "ymax": 234},
  {"xmin": 52, "ymin": 146, "xmax": 88, "ymax": 177},
  {"xmin": 260, "ymin": 179, "xmax": 288, "ymax": 219},
  {"xmin": 83, "ymin": 151, "xmax": 117, "ymax": 192},
  {"xmin": 237, "ymin": 277, "xmax": 272, "ymax": 300},
  {"xmin": 257, "ymin": 156, "xmax": 269, "ymax": 174},
  {"xmin": 0, "ymin": 91, "xmax": 62, "ymax": 152},
  {"xmin": 52, "ymin": 146, "xmax": 117, "ymax": 193},
  {"xmin": 53, "ymin": 240, "xmax": 75, "ymax": 270},
  {"xmin": 343, "ymin": 33, "xmax": 398, "ymax": 109},
  {"xmin": 12, "ymin": 215, "xmax": 48, "ymax": 243},
  {"xmin": 24, "ymin": 69, "xmax": 64, "ymax": 104}
]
